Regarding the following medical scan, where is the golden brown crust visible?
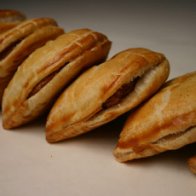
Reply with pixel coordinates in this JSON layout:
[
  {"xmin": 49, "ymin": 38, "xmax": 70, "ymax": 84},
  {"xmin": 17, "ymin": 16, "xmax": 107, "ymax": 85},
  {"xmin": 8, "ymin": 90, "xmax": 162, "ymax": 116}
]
[
  {"xmin": 0, "ymin": 18, "xmax": 57, "ymax": 51},
  {"xmin": 0, "ymin": 18, "xmax": 63, "ymax": 103},
  {"xmin": 0, "ymin": 23, "xmax": 17, "ymax": 34},
  {"xmin": 114, "ymin": 71, "xmax": 196, "ymax": 162},
  {"xmin": 2, "ymin": 28, "xmax": 111, "ymax": 129},
  {"xmin": 0, "ymin": 10, "xmax": 26, "ymax": 23},
  {"xmin": 0, "ymin": 10, "xmax": 26, "ymax": 34},
  {"xmin": 46, "ymin": 48, "xmax": 169, "ymax": 142},
  {"xmin": 188, "ymin": 155, "xmax": 196, "ymax": 174}
]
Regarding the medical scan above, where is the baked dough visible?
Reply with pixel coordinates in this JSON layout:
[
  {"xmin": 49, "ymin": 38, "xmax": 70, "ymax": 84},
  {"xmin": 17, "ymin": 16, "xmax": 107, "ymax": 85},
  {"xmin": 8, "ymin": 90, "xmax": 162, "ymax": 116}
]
[
  {"xmin": 2, "ymin": 28, "xmax": 111, "ymax": 129},
  {"xmin": 46, "ymin": 48, "xmax": 170, "ymax": 142},
  {"xmin": 188, "ymin": 155, "xmax": 196, "ymax": 174},
  {"xmin": 0, "ymin": 18, "xmax": 63, "ymax": 103},
  {"xmin": 0, "ymin": 9, "xmax": 26, "ymax": 23},
  {"xmin": 114, "ymin": 71, "xmax": 196, "ymax": 162},
  {"xmin": 0, "ymin": 9, "xmax": 26, "ymax": 34}
]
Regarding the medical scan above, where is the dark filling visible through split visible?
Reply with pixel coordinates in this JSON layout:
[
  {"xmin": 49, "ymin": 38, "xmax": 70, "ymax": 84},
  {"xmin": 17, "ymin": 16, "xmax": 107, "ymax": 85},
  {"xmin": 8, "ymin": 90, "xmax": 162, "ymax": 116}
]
[
  {"xmin": 27, "ymin": 67, "xmax": 64, "ymax": 98},
  {"xmin": 102, "ymin": 77, "xmax": 139, "ymax": 109},
  {"xmin": 27, "ymin": 37, "xmax": 107, "ymax": 99},
  {"xmin": 154, "ymin": 126, "xmax": 195, "ymax": 144},
  {"xmin": 0, "ymin": 39, "xmax": 22, "ymax": 60}
]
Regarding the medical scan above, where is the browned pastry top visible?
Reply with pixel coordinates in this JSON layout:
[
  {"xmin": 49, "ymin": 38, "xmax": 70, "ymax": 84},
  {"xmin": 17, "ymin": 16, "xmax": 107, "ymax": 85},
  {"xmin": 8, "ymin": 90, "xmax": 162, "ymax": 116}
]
[
  {"xmin": 0, "ymin": 9, "xmax": 26, "ymax": 23},
  {"xmin": 0, "ymin": 9, "xmax": 26, "ymax": 34}
]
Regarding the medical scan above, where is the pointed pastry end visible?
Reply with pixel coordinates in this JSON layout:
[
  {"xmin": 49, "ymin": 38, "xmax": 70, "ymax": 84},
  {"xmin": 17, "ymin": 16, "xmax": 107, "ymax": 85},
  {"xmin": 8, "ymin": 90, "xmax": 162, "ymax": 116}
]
[
  {"xmin": 2, "ymin": 118, "xmax": 15, "ymax": 130},
  {"xmin": 188, "ymin": 156, "xmax": 196, "ymax": 175},
  {"xmin": 45, "ymin": 124, "xmax": 78, "ymax": 143},
  {"xmin": 113, "ymin": 146, "xmax": 134, "ymax": 163},
  {"xmin": 45, "ymin": 122, "xmax": 64, "ymax": 143},
  {"xmin": 45, "ymin": 125, "xmax": 57, "ymax": 143}
]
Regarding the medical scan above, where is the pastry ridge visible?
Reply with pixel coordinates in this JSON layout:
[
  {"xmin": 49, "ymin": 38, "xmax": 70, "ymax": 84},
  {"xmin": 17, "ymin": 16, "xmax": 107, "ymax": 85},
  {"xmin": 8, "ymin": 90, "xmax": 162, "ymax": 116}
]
[{"xmin": 0, "ymin": 17, "xmax": 57, "ymax": 49}]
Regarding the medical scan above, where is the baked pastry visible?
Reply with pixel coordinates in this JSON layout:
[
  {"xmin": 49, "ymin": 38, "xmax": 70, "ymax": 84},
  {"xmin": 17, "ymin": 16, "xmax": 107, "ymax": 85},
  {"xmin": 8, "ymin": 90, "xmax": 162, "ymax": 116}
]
[
  {"xmin": 2, "ymin": 28, "xmax": 111, "ymax": 129},
  {"xmin": 114, "ymin": 71, "xmax": 196, "ymax": 162},
  {"xmin": 46, "ymin": 48, "xmax": 170, "ymax": 143},
  {"xmin": 0, "ymin": 9, "xmax": 26, "ymax": 34},
  {"xmin": 0, "ymin": 9, "xmax": 26, "ymax": 23},
  {"xmin": 188, "ymin": 155, "xmax": 196, "ymax": 174},
  {"xmin": 0, "ymin": 18, "xmax": 64, "ymax": 103}
]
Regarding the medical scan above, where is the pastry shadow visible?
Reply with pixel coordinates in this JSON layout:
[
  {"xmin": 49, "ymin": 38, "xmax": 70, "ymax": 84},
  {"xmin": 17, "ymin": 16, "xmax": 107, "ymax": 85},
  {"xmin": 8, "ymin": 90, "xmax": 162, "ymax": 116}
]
[
  {"xmin": 56, "ymin": 114, "xmax": 128, "ymax": 149},
  {"xmin": 0, "ymin": 113, "xmax": 47, "ymax": 133},
  {"xmin": 124, "ymin": 143, "xmax": 196, "ymax": 172}
]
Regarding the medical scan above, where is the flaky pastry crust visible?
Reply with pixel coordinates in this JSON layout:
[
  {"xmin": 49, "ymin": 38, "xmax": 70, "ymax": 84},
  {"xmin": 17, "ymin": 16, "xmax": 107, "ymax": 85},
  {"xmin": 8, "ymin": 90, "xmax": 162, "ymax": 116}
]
[
  {"xmin": 46, "ymin": 48, "xmax": 170, "ymax": 142},
  {"xmin": 188, "ymin": 155, "xmax": 196, "ymax": 174},
  {"xmin": 0, "ymin": 10, "xmax": 26, "ymax": 23},
  {"xmin": 114, "ymin": 71, "xmax": 196, "ymax": 162},
  {"xmin": 2, "ymin": 28, "xmax": 111, "ymax": 129},
  {"xmin": 0, "ymin": 9, "xmax": 26, "ymax": 34},
  {"xmin": 0, "ymin": 18, "xmax": 63, "ymax": 103}
]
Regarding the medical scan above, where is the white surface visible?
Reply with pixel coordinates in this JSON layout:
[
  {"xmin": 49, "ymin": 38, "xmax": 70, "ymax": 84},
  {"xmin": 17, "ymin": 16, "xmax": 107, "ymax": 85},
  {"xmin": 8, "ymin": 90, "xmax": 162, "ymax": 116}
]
[{"xmin": 0, "ymin": 0, "xmax": 196, "ymax": 196}]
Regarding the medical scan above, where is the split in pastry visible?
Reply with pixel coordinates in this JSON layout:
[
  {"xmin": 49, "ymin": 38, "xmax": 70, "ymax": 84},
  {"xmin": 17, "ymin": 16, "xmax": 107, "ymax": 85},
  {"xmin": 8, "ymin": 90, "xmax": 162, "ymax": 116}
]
[
  {"xmin": 114, "ymin": 71, "xmax": 196, "ymax": 162},
  {"xmin": 0, "ymin": 9, "xmax": 26, "ymax": 34},
  {"xmin": 2, "ymin": 28, "xmax": 111, "ymax": 129},
  {"xmin": 188, "ymin": 155, "xmax": 196, "ymax": 174},
  {"xmin": 0, "ymin": 17, "xmax": 64, "ymax": 103},
  {"xmin": 46, "ymin": 48, "xmax": 170, "ymax": 143}
]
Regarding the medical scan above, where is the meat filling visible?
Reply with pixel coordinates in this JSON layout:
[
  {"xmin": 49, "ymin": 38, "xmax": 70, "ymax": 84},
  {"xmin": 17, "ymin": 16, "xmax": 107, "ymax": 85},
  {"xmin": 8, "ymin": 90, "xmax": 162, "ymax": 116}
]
[
  {"xmin": 102, "ymin": 77, "xmax": 139, "ymax": 109},
  {"xmin": 0, "ymin": 39, "xmax": 22, "ymax": 60},
  {"xmin": 27, "ymin": 69, "xmax": 61, "ymax": 98}
]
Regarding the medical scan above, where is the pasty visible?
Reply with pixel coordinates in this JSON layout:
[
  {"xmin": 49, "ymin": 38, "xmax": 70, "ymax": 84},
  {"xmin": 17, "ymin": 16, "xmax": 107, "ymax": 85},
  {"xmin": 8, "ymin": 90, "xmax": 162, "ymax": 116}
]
[
  {"xmin": 46, "ymin": 48, "xmax": 169, "ymax": 142},
  {"xmin": 114, "ymin": 72, "xmax": 196, "ymax": 162},
  {"xmin": 2, "ymin": 28, "xmax": 111, "ymax": 129},
  {"xmin": 0, "ymin": 17, "xmax": 64, "ymax": 103},
  {"xmin": 0, "ymin": 9, "xmax": 26, "ymax": 34}
]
